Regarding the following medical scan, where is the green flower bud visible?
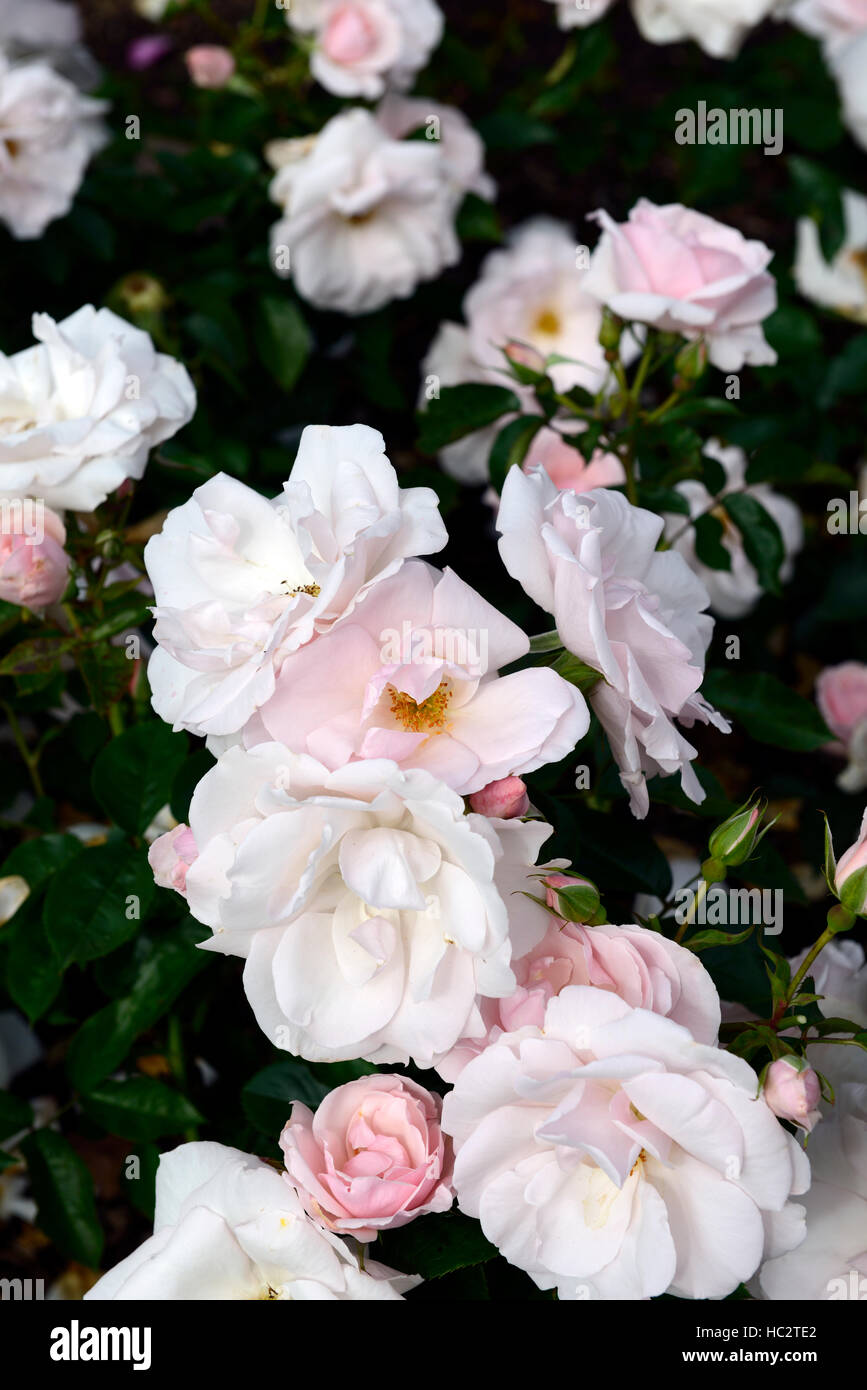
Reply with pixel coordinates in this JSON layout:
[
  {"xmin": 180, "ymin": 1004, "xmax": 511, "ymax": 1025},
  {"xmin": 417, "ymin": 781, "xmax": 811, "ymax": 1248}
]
[{"xmin": 707, "ymin": 797, "xmax": 765, "ymax": 868}]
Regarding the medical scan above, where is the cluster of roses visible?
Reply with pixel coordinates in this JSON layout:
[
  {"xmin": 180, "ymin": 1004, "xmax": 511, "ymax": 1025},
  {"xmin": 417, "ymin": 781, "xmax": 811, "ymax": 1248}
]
[{"xmin": 57, "ymin": 410, "xmax": 857, "ymax": 1303}]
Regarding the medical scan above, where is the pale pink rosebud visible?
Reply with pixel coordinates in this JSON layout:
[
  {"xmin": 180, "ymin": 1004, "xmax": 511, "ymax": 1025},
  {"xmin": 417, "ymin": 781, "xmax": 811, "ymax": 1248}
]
[
  {"xmin": 148, "ymin": 823, "xmax": 198, "ymax": 897},
  {"xmin": 184, "ymin": 45, "xmax": 236, "ymax": 90},
  {"xmin": 469, "ymin": 776, "xmax": 529, "ymax": 819},
  {"xmin": 0, "ymin": 502, "xmax": 69, "ymax": 610},
  {"xmin": 835, "ymin": 808, "xmax": 867, "ymax": 914},
  {"xmin": 504, "ymin": 340, "xmax": 546, "ymax": 373},
  {"xmin": 816, "ymin": 662, "xmax": 867, "ymax": 745},
  {"xmin": 322, "ymin": 5, "xmax": 381, "ymax": 63},
  {"xmin": 280, "ymin": 1074, "xmax": 453, "ymax": 1242},
  {"xmin": 763, "ymin": 1057, "xmax": 822, "ymax": 1133}
]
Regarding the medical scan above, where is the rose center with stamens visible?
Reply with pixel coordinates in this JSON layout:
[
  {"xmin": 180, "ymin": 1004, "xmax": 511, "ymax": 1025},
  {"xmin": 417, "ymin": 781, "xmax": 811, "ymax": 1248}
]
[
  {"xmin": 533, "ymin": 308, "xmax": 561, "ymax": 337},
  {"xmin": 388, "ymin": 679, "xmax": 451, "ymax": 733}
]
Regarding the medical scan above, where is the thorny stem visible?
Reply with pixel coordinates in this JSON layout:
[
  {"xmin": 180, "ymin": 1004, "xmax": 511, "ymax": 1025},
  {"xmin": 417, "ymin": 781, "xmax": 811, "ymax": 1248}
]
[{"xmin": 2, "ymin": 703, "xmax": 44, "ymax": 798}]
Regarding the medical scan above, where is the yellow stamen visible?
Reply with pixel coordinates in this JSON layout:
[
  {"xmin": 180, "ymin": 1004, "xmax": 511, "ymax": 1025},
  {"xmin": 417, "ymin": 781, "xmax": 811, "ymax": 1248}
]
[{"xmin": 388, "ymin": 679, "xmax": 451, "ymax": 733}]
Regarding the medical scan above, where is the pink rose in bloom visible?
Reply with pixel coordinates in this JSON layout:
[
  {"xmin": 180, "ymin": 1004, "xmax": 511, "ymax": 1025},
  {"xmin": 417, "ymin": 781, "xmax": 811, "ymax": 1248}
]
[
  {"xmin": 287, "ymin": 0, "xmax": 443, "ymax": 100},
  {"xmin": 148, "ymin": 823, "xmax": 198, "ymax": 897},
  {"xmin": 469, "ymin": 777, "xmax": 530, "ymax": 819},
  {"xmin": 247, "ymin": 560, "xmax": 589, "ymax": 796},
  {"xmin": 0, "ymin": 501, "xmax": 69, "ymax": 609},
  {"xmin": 583, "ymin": 199, "xmax": 778, "ymax": 371},
  {"xmin": 184, "ymin": 46, "xmax": 236, "ymax": 90},
  {"xmin": 280, "ymin": 1074, "xmax": 453, "ymax": 1241},
  {"xmin": 763, "ymin": 1058, "xmax": 822, "ymax": 1133},
  {"xmin": 817, "ymin": 662, "xmax": 867, "ymax": 744},
  {"xmin": 522, "ymin": 427, "xmax": 626, "ymax": 494},
  {"xmin": 438, "ymin": 882, "xmax": 721, "ymax": 1080}
]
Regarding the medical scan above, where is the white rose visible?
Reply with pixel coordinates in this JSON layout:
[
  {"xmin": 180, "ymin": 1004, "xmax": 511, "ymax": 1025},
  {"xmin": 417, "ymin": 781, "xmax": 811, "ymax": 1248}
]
[
  {"xmin": 758, "ymin": 1083, "xmax": 867, "ymax": 1300},
  {"xmin": 268, "ymin": 107, "xmax": 460, "ymax": 315},
  {"xmin": 443, "ymin": 986, "xmax": 809, "ymax": 1300},
  {"xmin": 788, "ymin": 0, "xmax": 867, "ymax": 51},
  {"xmin": 794, "ymin": 189, "xmax": 867, "ymax": 322},
  {"xmin": 421, "ymin": 219, "xmax": 611, "ymax": 483},
  {"xmin": 0, "ymin": 53, "xmax": 107, "ymax": 240},
  {"xmin": 0, "ymin": 306, "xmax": 195, "ymax": 511},
  {"xmin": 631, "ymin": 0, "xmax": 784, "ymax": 58},
  {"xmin": 145, "ymin": 423, "xmax": 447, "ymax": 739},
  {"xmin": 286, "ymin": 0, "xmax": 443, "ymax": 99},
  {"xmin": 376, "ymin": 94, "xmax": 495, "ymax": 202},
  {"xmin": 180, "ymin": 745, "xmax": 554, "ymax": 1067},
  {"xmin": 497, "ymin": 469, "xmax": 729, "ymax": 817},
  {"xmin": 664, "ymin": 440, "xmax": 803, "ymax": 619},
  {"xmin": 828, "ymin": 30, "xmax": 867, "ymax": 149},
  {"xmin": 84, "ymin": 1141, "xmax": 418, "ymax": 1300}
]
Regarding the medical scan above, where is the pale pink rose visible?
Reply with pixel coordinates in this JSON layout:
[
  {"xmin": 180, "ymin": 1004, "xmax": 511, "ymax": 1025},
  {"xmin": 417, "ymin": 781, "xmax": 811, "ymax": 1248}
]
[
  {"xmin": 584, "ymin": 199, "xmax": 778, "ymax": 372},
  {"xmin": 443, "ymin": 987, "xmax": 810, "ymax": 1300},
  {"xmin": 523, "ymin": 427, "xmax": 625, "ymax": 493},
  {"xmin": 632, "ymin": 0, "xmax": 781, "ymax": 58},
  {"xmin": 469, "ymin": 777, "xmax": 530, "ymax": 819},
  {"xmin": 287, "ymin": 0, "xmax": 443, "ymax": 99},
  {"xmin": 148, "ymin": 823, "xmax": 198, "ymax": 897},
  {"xmin": 0, "ymin": 501, "xmax": 68, "ymax": 608},
  {"xmin": 497, "ymin": 470, "xmax": 729, "ymax": 817},
  {"xmin": 438, "ymin": 878, "xmax": 721, "ymax": 1080},
  {"xmin": 184, "ymin": 45, "xmax": 236, "ymax": 89},
  {"xmin": 763, "ymin": 1058, "xmax": 822, "ymax": 1133},
  {"xmin": 248, "ymin": 561, "xmax": 588, "ymax": 796},
  {"xmin": 817, "ymin": 663, "xmax": 867, "ymax": 743},
  {"xmin": 280, "ymin": 1074, "xmax": 453, "ymax": 1241}
]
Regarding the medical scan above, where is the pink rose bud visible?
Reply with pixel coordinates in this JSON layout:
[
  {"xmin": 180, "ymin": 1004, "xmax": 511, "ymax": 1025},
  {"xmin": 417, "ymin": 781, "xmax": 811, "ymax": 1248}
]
[
  {"xmin": 544, "ymin": 872, "xmax": 600, "ymax": 923},
  {"xmin": 707, "ymin": 797, "xmax": 765, "ymax": 867},
  {"xmin": 0, "ymin": 501, "xmax": 69, "ymax": 610},
  {"xmin": 835, "ymin": 808, "xmax": 867, "ymax": 915},
  {"xmin": 280, "ymin": 1075, "xmax": 453, "ymax": 1242},
  {"xmin": 127, "ymin": 35, "xmax": 173, "ymax": 71},
  {"xmin": 148, "ymin": 823, "xmax": 198, "ymax": 897},
  {"xmin": 184, "ymin": 45, "xmax": 236, "ymax": 90},
  {"xmin": 504, "ymin": 340, "xmax": 547, "ymax": 373},
  {"xmin": 763, "ymin": 1057, "xmax": 822, "ymax": 1133},
  {"xmin": 469, "ymin": 776, "xmax": 529, "ymax": 819}
]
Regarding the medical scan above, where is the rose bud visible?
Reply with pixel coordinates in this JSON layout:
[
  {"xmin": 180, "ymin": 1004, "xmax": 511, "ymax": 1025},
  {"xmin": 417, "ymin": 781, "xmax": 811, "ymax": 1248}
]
[
  {"xmin": 469, "ymin": 776, "xmax": 529, "ymax": 819},
  {"xmin": 544, "ymin": 872, "xmax": 601, "ymax": 924},
  {"xmin": 0, "ymin": 502, "xmax": 69, "ymax": 610},
  {"xmin": 184, "ymin": 45, "xmax": 236, "ymax": 90},
  {"xmin": 834, "ymin": 808, "xmax": 867, "ymax": 917},
  {"xmin": 763, "ymin": 1057, "xmax": 822, "ymax": 1133},
  {"xmin": 707, "ymin": 796, "xmax": 766, "ymax": 868},
  {"xmin": 280, "ymin": 1074, "xmax": 453, "ymax": 1242}
]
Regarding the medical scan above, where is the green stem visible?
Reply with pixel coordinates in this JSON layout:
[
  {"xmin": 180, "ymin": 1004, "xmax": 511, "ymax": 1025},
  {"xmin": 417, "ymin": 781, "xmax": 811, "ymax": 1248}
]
[
  {"xmin": 674, "ymin": 877, "xmax": 709, "ymax": 943},
  {"xmin": 787, "ymin": 927, "xmax": 834, "ymax": 1006},
  {"xmin": 2, "ymin": 703, "xmax": 44, "ymax": 798}
]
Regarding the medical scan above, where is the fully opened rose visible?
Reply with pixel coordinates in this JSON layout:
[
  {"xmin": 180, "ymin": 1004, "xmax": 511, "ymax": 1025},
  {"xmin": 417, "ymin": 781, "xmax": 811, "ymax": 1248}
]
[
  {"xmin": 145, "ymin": 424, "xmax": 446, "ymax": 739},
  {"xmin": 280, "ymin": 1074, "xmax": 453, "ymax": 1240},
  {"xmin": 443, "ymin": 986, "xmax": 809, "ymax": 1300},
  {"xmin": 85, "ymin": 1142, "xmax": 418, "ymax": 1300},
  {"xmin": 176, "ymin": 744, "xmax": 554, "ymax": 1067}
]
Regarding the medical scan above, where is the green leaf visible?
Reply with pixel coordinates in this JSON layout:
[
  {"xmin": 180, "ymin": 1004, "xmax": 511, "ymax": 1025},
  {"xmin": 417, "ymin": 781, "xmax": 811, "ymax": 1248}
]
[
  {"xmin": 242, "ymin": 1060, "xmax": 331, "ymax": 1135},
  {"xmin": 66, "ymin": 928, "xmax": 209, "ymax": 1092},
  {"xmin": 253, "ymin": 295, "xmax": 312, "ymax": 393},
  {"xmin": 20, "ymin": 1129, "xmax": 103, "ymax": 1267},
  {"xmin": 455, "ymin": 192, "xmax": 501, "ymax": 243},
  {"xmin": 92, "ymin": 722, "xmax": 188, "ymax": 835},
  {"xmin": 488, "ymin": 415, "xmax": 545, "ymax": 493},
  {"xmin": 763, "ymin": 303, "xmax": 822, "ymax": 359},
  {"xmin": 417, "ymin": 384, "xmax": 521, "ymax": 453},
  {"xmin": 820, "ymin": 333, "xmax": 867, "ymax": 407},
  {"xmin": 701, "ymin": 670, "xmax": 832, "ymax": 751},
  {"xmin": 0, "ymin": 1091, "xmax": 32, "ymax": 1139},
  {"xmin": 378, "ymin": 1209, "xmax": 498, "ymax": 1280},
  {"xmin": 723, "ymin": 492, "xmax": 785, "ymax": 596},
  {"xmin": 82, "ymin": 1077, "xmax": 203, "ymax": 1142},
  {"xmin": 6, "ymin": 895, "xmax": 65, "ymax": 1021},
  {"xmin": 0, "ymin": 634, "xmax": 76, "ymax": 676},
  {"xmin": 693, "ymin": 513, "xmax": 731, "ymax": 571},
  {"xmin": 683, "ymin": 927, "xmax": 753, "ymax": 953},
  {"xmin": 0, "ymin": 833, "xmax": 82, "ymax": 912},
  {"xmin": 788, "ymin": 157, "xmax": 845, "ymax": 261},
  {"xmin": 43, "ymin": 841, "xmax": 156, "ymax": 966}
]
